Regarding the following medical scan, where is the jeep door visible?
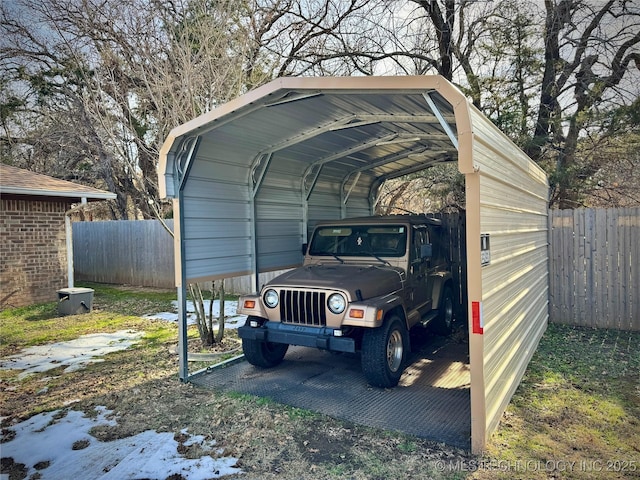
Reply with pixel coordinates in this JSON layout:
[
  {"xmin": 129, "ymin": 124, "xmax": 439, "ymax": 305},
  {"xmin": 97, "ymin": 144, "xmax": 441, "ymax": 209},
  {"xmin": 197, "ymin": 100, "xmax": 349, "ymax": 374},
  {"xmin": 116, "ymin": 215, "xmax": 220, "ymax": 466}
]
[{"xmin": 408, "ymin": 226, "xmax": 434, "ymax": 319}]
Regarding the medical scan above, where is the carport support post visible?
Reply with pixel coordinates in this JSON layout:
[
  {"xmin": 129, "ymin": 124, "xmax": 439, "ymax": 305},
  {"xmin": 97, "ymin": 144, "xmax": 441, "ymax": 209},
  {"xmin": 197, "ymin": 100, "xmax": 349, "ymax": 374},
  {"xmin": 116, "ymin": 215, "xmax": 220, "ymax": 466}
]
[
  {"xmin": 465, "ymin": 169, "xmax": 487, "ymax": 453},
  {"xmin": 249, "ymin": 194, "xmax": 260, "ymax": 292},
  {"xmin": 175, "ymin": 197, "xmax": 189, "ymax": 381},
  {"xmin": 249, "ymin": 153, "xmax": 274, "ymax": 292},
  {"xmin": 174, "ymin": 136, "xmax": 200, "ymax": 381}
]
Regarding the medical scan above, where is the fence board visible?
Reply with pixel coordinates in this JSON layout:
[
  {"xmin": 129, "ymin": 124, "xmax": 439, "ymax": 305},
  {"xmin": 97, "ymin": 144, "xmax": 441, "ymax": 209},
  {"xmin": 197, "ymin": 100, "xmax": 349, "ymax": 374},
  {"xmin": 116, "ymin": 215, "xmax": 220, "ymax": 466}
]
[
  {"xmin": 635, "ymin": 209, "xmax": 640, "ymax": 328},
  {"xmin": 559, "ymin": 209, "xmax": 573, "ymax": 323},
  {"xmin": 609, "ymin": 209, "xmax": 620, "ymax": 327},
  {"xmin": 548, "ymin": 209, "xmax": 571, "ymax": 327},
  {"xmin": 548, "ymin": 208, "xmax": 639, "ymax": 331},
  {"xmin": 619, "ymin": 209, "xmax": 627, "ymax": 326},
  {"xmin": 594, "ymin": 209, "xmax": 607, "ymax": 327},
  {"xmin": 584, "ymin": 208, "xmax": 594, "ymax": 327},
  {"xmin": 575, "ymin": 208, "xmax": 585, "ymax": 325},
  {"xmin": 621, "ymin": 208, "xmax": 635, "ymax": 329}
]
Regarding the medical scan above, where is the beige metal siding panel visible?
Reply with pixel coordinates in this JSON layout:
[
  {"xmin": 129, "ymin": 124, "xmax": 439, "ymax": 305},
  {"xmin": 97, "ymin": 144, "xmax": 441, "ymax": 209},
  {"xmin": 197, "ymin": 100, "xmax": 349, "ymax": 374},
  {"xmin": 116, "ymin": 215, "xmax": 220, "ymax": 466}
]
[
  {"xmin": 470, "ymin": 107, "xmax": 549, "ymax": 449},
  {"xmin": 469, "ymin": 110, "xmax": 548, "ymax": 185},
  {"xmin": 482, "ymin": 244, "xmax": 548, "ymax": 297},
  {"xmin": 485, "ymin": 299, "xmax": 548, "ymax": 433}
]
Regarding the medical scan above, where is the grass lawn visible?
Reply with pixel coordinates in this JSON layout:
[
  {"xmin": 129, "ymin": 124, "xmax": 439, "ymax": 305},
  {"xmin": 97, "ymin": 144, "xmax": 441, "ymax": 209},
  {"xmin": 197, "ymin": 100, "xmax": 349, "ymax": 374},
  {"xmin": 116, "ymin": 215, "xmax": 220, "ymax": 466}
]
[
  {"xmin": 474, "ymin": 322, "xmax": 639, "ymax": 480},
  {"xmin": 1, "ymin": 282, "xmax": 638, "ymax": 479}
]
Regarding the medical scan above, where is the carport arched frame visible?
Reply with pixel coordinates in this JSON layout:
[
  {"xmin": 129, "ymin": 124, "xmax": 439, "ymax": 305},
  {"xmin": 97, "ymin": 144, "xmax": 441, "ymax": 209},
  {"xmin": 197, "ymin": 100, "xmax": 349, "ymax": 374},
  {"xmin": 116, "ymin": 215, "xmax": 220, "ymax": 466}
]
[{"xmin": 158, "ymin": 76, "xmax": 549, "ymax": 453}]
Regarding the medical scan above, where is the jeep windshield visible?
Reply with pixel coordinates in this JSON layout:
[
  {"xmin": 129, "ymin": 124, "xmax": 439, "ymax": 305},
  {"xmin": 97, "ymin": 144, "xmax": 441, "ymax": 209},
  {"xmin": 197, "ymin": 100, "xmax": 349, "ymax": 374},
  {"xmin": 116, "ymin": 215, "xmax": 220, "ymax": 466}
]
[{"xmin": 308, "ymin": 225, "xmax": 408, "ymax": 258}]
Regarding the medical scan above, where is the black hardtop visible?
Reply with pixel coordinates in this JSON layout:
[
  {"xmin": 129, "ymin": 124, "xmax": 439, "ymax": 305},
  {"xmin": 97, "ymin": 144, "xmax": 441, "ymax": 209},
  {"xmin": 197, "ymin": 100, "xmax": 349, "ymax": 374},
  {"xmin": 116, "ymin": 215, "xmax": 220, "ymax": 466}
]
[{"xmin": 314, "ymin": 214, "xmax": 442, "ymax": 228}]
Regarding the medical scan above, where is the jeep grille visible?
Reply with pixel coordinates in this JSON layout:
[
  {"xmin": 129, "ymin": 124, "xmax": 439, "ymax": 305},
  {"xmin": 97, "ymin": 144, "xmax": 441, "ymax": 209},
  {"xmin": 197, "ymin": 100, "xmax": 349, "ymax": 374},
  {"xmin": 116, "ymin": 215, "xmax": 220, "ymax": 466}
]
[{"xmin": 279, "ymin": 289, "xmax": 326, "ymax": 326}]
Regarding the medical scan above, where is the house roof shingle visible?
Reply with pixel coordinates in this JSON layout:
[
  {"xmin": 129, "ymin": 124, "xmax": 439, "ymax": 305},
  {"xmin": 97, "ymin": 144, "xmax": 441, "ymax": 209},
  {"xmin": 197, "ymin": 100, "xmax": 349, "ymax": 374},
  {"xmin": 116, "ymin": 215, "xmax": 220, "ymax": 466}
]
[{"xmin": 0, "ymin": 164, "xmax": 116, "ymax": 202}]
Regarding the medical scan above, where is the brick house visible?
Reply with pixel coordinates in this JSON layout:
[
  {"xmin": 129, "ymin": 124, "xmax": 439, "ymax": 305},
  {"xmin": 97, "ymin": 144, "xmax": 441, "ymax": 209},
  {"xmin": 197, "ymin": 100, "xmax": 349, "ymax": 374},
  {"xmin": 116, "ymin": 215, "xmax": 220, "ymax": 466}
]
[{"xmin": 0, "ymin": 164, "xmax": 116, "ymax": 308}]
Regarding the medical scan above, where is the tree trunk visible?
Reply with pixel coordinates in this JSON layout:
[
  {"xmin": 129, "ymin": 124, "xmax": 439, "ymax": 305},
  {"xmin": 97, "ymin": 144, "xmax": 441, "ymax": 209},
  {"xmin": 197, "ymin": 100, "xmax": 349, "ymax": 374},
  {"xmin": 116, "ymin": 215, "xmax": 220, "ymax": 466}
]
[{"xmin": 215, "ymin": 280, "xmax": 225, "ymax": 344}]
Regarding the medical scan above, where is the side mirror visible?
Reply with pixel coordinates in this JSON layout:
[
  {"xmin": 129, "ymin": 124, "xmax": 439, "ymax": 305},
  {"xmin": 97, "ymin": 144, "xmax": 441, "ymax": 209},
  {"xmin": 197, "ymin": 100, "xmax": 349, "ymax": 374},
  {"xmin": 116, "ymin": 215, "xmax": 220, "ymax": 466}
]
[
  {"xmin": 420, "ymin": 243, "xmax": 433, "ymax": 258},
  {"xmin": 302, "ymin": 243, "xmax": 308, "ymax": 255}
]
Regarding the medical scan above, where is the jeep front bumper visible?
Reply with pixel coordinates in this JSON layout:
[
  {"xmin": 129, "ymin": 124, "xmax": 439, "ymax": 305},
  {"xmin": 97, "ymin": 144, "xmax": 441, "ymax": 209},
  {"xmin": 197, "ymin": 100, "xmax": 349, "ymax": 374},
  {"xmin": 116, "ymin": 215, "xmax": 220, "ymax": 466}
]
[{"xmin": 238, "ymin": 322, "xmax": 356, "ymax": 353}]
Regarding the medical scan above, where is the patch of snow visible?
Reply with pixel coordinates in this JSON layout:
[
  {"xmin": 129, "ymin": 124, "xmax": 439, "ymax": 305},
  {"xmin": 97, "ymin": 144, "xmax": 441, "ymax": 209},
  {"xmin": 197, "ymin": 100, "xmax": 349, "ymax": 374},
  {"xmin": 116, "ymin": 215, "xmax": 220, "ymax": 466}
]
[
  {"xmin": 1, "ymin": 407, "xmax": 241, "ymax": 479},
  {"xmin": 0, "ymin": 331, "xmax": 143, "ymax": 379},
  {"xmin": 143, "ymin": 300, "xmax": 246, "ymax": 329}
]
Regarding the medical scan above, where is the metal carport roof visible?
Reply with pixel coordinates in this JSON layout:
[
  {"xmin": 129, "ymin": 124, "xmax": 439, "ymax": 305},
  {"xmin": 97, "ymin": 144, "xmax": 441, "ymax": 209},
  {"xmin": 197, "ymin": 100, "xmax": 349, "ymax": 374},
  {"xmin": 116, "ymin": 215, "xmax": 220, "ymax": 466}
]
[
  {"xmin": 158, "ymin": 75, "xmax": 550, "ymax": 453},
  {"xmin": 159, "ymin": 76, "xmax": 469, "ymax": 282}
]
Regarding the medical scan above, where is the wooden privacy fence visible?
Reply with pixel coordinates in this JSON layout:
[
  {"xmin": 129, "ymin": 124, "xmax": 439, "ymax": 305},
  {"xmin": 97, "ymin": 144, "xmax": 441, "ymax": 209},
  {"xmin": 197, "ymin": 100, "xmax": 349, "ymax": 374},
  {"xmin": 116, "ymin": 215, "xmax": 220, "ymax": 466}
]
[
  {"xmin": 548, "ymin": 208, "xmax": 639, "ymax": 331},
  {"xmin": 73, "ymin": 219, "xmax": 284, "ymax": 292},
  {"xmin": 73, "ymin": 220, "xmax": 176, "ymax": 289}
]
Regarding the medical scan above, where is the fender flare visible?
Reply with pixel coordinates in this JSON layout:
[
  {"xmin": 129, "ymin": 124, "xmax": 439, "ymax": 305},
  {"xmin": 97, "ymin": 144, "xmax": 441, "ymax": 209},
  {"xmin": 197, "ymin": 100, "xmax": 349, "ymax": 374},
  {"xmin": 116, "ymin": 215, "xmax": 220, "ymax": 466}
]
[
  {"xmin": 342, "ymin": 292, "xmax": 406, "ymax": 328},
  {"xmin": 429, "ymin": 272, "xmax": 454, "ymax": 310}
]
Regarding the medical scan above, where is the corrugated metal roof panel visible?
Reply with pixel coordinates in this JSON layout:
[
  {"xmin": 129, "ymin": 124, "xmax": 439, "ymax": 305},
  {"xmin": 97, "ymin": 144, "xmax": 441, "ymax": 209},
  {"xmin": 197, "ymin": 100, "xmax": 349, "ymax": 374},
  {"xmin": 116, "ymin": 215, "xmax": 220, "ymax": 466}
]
[{"xmin": 160, "ymin": 81, "xmax": 459, "ymax": 207}]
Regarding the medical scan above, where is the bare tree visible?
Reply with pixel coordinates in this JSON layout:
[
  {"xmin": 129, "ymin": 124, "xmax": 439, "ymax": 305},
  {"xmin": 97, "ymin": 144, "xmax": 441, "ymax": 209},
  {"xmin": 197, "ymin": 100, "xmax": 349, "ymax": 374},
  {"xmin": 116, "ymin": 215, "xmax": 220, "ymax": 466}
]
[
  {"xmin": 349, "ymin": 1, "xmax": 640, "ymax": 208},
  {"xmin": 1, "ymin": 0, "xmax": 391, "ymax": 215},
  {"xmin": 1, "ymin": 0, "xmax": 272, "ymax": 217},
  {"xmin": 189, "ymin": 280, "xmax": 226, "ymax": 346},
  {"xmin": 531, "ymin": 0, "xmax": 640, "ymax": 208},
  {"xmin": 575, "ymin": 98, "xmax": 640, "ymax": 207},
  {"xmin": 2, "ymin": 0, "xmax": 638, "ymax": 215}
]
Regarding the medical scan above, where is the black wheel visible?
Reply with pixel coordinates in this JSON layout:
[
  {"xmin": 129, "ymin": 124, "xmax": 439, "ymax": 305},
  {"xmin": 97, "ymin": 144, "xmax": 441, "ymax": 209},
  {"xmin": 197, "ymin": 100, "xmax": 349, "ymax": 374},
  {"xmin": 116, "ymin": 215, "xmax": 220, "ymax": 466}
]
[
  {"xmin": 241, "ymin": 318, "xmax": 288, "ymax": 368},
  {"xmin": 361, "ymin": 315, "xmax": 408, "ymax": 388},
  {"xmin": 432, "ymin": 285, "xmax": 454, "ymax": 335}
]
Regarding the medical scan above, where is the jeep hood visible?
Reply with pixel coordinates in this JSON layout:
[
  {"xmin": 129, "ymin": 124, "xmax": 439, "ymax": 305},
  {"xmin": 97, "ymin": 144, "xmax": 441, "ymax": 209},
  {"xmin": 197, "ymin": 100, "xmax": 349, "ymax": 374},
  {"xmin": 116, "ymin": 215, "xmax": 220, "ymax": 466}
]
[{"xmin": 266, "ymin": 264, "xmax": 405, "ymax": 300}]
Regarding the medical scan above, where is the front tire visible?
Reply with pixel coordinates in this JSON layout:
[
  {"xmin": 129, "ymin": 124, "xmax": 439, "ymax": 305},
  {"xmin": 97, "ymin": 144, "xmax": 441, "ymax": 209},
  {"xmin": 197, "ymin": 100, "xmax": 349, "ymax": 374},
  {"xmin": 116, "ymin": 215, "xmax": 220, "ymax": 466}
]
[
  {"xmin": 361, "ymin": 315, "xmax": 408, "ymax": 388},
  {"xmin": 242, "ymin": 319, "xmax": 289, "ymax": 368}
]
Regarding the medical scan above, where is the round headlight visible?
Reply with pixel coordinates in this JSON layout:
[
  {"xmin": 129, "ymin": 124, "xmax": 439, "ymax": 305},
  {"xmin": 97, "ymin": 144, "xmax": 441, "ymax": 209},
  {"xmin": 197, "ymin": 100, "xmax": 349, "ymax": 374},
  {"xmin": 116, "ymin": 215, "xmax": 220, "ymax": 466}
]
[
  {"xmin": 327, "ymin": 293, "xmax": 346, "ymax": 314},
  {"xmin": 263, "ymin": 289, "xmax": 279, "ymax": 308}
]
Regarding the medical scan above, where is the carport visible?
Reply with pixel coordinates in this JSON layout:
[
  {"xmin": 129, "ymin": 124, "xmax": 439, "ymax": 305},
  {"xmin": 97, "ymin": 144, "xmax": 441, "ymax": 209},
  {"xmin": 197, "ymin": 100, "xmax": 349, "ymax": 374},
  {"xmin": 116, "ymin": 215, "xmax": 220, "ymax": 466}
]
[{"xmin": 158, "ymin": 75, "xmax": 549, "ymax": 453}]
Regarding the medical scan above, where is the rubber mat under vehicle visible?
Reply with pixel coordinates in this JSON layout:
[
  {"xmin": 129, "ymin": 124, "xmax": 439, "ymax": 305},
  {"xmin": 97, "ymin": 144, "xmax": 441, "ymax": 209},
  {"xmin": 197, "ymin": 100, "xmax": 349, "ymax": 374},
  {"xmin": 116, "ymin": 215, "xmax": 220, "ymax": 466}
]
[{"xmin": 191, "ymin": 334, "xmax": 471, "ymax": 449}]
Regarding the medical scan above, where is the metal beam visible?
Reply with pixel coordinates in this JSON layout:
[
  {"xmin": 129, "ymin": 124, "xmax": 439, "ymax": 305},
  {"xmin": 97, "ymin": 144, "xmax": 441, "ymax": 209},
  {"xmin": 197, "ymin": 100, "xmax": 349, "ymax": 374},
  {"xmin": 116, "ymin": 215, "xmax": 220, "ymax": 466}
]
[
  {"xmin": 348, "ymin": 147, "xmax": 431, "ymax": 175},
  {"xmin": 303, "ymin": 133, "xmax": 397, "ymax": 177},
  {"xmin": 302, "ymin": 164, "xmax": 322, "ymax": 202},
  {"xmin": 423, "ymin": 93, "xmax": 459, "ymax": 150},
  {"xmin": 251, "ymin": 152, "xmax": 274, "ymax": 198},
  {"xmin": 356, "ymin": 113, "xmax": 455, "ymax": 124},
  {"xmin": 379, "ymin": 153, "xmax": 453, "ymax": 182},
  {"xmin": 255, "ymin": 116, "xmax": 374, "ymax": 157},
  {"xmin": 176, "ymin": 197, "xmax": 189, "ymax": 381},
  {"xmin": 174, "ymin": 136, "xmax": 200, "ymax": 381},
  {"xmin": 300, "ymin": 133, "xmax": 397, "ymax": 200},
  {"xmin": 264, "ymin": 92, "xmax": 323, "ymax": 107},
  {"xmin": 341, "ymin": 171, "xmax": 362, "ymax": 217},
  {"xmin": 176, "ymin": 136, "xmax": 201, "ymax": 192}
]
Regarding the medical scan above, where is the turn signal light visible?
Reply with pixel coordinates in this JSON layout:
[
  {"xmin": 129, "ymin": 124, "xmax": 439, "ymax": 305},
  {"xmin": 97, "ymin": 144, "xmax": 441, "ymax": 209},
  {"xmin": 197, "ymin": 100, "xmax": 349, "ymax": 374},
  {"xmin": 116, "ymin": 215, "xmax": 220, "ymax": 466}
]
[
  {"xmin": 243, "ymin": 300, "xmax": 256, "ymax": 309},
  {"xmin": 349, "ymin": 309, "xmax": 365, "ymax": 319}
]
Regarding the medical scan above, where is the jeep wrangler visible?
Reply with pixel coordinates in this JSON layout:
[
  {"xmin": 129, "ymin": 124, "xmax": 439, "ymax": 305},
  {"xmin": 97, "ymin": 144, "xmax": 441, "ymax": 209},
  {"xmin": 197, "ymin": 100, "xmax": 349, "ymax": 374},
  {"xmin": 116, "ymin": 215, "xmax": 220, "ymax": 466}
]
[{"xmin": 237, "ymin": 215, "xmax": 457, "ymax": 388}]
